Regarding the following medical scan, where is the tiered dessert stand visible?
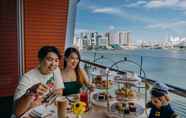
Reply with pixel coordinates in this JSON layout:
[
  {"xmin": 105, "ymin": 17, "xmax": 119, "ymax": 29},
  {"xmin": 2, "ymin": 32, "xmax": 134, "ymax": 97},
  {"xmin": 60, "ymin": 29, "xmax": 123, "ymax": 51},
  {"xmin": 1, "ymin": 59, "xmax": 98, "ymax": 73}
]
[{"xmin": 91, "ymin": 57, "xmax": 148, "ymax": 118}]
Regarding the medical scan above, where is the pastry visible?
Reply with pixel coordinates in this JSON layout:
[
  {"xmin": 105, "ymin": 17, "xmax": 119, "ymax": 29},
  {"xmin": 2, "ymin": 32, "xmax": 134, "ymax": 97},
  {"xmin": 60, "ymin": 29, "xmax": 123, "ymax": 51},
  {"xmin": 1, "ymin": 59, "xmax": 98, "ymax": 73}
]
[{"xmin": 115, "ymin": 88, "xmax": 137, "ymax": 100}]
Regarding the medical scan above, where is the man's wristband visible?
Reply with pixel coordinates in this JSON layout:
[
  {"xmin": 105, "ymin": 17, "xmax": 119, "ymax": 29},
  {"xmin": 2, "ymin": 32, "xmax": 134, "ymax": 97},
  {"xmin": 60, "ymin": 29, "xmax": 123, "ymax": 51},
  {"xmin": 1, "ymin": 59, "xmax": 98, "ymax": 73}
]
[{"xmin": 25, "ymin": 88, "xmax": 38, "ymax": 101}]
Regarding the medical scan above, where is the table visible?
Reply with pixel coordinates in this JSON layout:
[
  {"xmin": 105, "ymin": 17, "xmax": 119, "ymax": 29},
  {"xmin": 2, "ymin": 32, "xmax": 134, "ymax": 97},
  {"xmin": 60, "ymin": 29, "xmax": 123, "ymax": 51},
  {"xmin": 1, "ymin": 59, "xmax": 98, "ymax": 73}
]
[{"xmin": 21, "ymin": 94, "xmax": 148, "ymax": 118}]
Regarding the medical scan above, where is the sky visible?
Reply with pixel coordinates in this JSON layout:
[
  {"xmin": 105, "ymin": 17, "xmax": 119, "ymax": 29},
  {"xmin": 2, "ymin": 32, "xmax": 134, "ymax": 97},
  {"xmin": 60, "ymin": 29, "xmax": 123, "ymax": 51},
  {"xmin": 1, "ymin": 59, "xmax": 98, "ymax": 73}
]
[{"xmin": 75, "ymin": 0, "xmax": 186, "ymax": 42}]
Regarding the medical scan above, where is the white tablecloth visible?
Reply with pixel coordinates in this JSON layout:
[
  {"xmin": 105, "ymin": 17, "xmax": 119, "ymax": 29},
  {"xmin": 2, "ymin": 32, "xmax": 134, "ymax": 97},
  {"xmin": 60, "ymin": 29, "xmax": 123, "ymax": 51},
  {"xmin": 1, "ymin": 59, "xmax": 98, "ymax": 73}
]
[{"xmin": 21, "ymin": 93, "xmax": 148, "ymax": 118}]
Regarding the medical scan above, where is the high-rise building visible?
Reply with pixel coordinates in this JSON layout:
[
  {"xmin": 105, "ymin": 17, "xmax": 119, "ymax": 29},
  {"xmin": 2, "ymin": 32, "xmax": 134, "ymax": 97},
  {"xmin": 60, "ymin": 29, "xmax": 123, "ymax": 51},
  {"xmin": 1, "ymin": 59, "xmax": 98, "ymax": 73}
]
[
  {"xmin": 108, "ymin": 32, "xmax": 120, "ymax": 45},
  {"xmin": 80, "ymin": 32, "xmax": 98, "ymax": 49},
  {"xmin": 90, "ymin": 32, "xmax": 98, "ymax": 48},
  {"xmin": 119, "ymin": 32, "xmax": 132, "ymax": 48},
  {"xmin": 78, "ymin": 31, "xmax": 132, "ymax": 49},
  {"xmin": 80, "ymin": 32, "xmax": 91, "ymax": 49},
  {"xmin": 96, "ymin": 32, "xmax": 109, "ymax": 48}
]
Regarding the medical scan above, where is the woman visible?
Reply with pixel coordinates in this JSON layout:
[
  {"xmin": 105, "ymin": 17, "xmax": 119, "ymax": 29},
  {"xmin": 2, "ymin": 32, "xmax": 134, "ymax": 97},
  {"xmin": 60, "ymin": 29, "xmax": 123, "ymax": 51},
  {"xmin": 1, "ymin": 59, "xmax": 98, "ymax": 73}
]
[
  {"xmin": 14, "ymin": 46, "xmax": 64, "ymax": 117},
  {"xmin": 62, "ymin": 47, "xmax": 93, "ymax": 96}
]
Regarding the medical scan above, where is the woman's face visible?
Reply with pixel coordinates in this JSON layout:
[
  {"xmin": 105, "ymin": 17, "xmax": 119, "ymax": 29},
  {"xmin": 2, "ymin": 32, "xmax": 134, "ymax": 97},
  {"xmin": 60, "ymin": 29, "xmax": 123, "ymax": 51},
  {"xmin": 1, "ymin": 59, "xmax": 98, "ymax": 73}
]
[
  {"xmin": 40, "ymin": 52, "xmax": 60, "ymax": 74},
  {"xmin": 66, "ymin": 52, "xmax": 79, "ymax": 69}
]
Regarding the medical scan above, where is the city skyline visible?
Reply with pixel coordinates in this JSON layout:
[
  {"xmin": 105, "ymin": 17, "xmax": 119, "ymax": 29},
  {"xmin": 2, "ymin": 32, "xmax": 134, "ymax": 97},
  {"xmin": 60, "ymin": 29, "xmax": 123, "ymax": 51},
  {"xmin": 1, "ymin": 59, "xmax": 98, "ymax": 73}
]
[{"xmin": 75, "ymin": 0, "xmax": 186, "ymax": 42}]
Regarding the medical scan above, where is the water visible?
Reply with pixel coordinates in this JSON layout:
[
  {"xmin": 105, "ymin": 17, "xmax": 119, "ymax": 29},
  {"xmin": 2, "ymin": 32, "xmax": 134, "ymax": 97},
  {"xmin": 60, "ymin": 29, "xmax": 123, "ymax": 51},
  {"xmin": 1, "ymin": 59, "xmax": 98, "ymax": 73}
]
[{"xmin": 80, "ymin": 48, "xmax": 186, "ymax": 89}]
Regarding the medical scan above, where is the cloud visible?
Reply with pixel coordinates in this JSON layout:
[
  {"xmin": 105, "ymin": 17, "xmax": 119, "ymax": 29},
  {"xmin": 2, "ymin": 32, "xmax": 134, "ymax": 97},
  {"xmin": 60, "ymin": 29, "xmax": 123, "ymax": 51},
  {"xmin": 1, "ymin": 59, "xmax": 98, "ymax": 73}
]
[
  {"xmin": 108, "ymin": 25, "xmax": 115, "ymax": 30},
  {"xmin": 122, "ymin": 0, "xmax": 179, "ymax": 9},
  {"xmin": 79, "ymin": 2, "xmax": 172, "ymax": 25},
  {"xmin": 124, "ymin": 1, "xmax": 147, "ymax": 8},
  {"xmin": 93, "ymin": 8, "xmax": 114, "ymax": 13},
  {"xmin": 183, "ymin": 11, "xmax": 186, "ymax": 15},
  {"xmin": 79, "ymin": 4, "xmax": 124, "ymax": 17},
  {"xmin": 145, "ymin": 0, "xmax": 178, "ymax": 8},
  {"xmin": 146, "ymin": 21, "xmax": 186, "ymax": 29},
  {"xmin": 78, "ymin": 2, "xmax": 156, "ymax": 23},
  {"xmin": 144, "ymin": 0, "xmax": 186, "ymax": 11},
  {"xmin": 91, "ymin": 6, "xmax": 154, "ymax": 23},
  {"xmin": 177, "ymin": 1, "xmax": 186, "ymax": 10},
  {"xmin": 92, "ymin": 7, "xmax": 122, "ymax": 15},
  {"xmin": 91, "ymin": 7, "xmax": 126, "ymax": 19},
  {"xmin": 142, "ymin": 0, "xmax": 186, "ymax": 15}
]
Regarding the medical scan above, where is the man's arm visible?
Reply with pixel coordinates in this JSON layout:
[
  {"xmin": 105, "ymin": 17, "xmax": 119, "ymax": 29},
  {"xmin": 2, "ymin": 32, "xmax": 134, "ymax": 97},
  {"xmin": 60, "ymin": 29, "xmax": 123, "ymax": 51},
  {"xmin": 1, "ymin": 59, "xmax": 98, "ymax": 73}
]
[
  {"xmin": 14, "ymin": 75, "xmax": 33, "ymax": 117},
  {"xmin": 15, "ymin": 91, "xmax": 33, "ymax": 117},
  {"xmin": 15, "ymin": 83, "xmax": 48, "ymax": 117}
]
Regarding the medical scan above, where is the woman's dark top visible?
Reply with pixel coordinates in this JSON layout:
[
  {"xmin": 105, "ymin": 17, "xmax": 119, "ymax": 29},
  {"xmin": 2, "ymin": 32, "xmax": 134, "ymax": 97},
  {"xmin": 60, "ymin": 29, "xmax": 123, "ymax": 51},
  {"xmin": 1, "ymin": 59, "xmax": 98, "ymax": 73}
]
[{"xmin": 63, "ymin": 81, "xmax": 82, "ymax": 96}]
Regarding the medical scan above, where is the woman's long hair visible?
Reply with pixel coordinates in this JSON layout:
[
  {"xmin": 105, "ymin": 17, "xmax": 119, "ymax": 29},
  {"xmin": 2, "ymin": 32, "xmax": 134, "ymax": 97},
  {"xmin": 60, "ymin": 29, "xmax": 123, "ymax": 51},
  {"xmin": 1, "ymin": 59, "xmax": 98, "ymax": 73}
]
[{"xmin": 63, "ymin": 47, "xmax": 82, "ymax": 84}]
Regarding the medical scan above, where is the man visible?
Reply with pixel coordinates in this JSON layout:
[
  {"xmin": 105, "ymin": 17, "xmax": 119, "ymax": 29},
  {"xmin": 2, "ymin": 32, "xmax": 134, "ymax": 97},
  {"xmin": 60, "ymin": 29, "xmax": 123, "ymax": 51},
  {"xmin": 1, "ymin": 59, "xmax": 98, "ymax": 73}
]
[{"xmin": 14, "ymin": 46, "xmax": 64, "ymax": 117}]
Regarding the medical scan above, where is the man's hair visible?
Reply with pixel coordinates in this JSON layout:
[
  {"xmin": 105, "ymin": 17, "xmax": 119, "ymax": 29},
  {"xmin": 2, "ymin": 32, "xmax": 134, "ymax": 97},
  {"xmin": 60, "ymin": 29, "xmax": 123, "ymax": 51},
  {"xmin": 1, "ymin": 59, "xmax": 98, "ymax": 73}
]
[{"xmin": 38, "ymin": 45, "xmax": 61, "ymax": 61}]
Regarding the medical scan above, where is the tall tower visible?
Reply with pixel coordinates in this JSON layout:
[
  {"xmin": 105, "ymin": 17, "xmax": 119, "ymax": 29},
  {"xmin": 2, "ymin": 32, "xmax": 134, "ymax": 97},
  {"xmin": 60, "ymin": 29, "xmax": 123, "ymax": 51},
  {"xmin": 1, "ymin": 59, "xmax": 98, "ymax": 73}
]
[
  {"xmin": 126, "ymin": 32, "xmax": 132, "ymax": 48},
  {"xmin": 119, "ymin": 32, "xmax": 132, "ymax": 48}
]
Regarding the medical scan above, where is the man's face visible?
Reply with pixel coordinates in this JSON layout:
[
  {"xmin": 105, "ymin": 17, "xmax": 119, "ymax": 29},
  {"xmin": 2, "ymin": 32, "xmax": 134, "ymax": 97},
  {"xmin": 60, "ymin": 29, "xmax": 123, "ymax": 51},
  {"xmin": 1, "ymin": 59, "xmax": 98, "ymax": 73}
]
[
  {"xmin": 151, "ymin": 96, "xmax": 162, "ymax": 109},
  {"xmin": 66, "ymin": 52, "xmax": 79, "ymax": 69},
  {"xmin": 40, "ymin": 52, "xmax": 59, "ymax": 74}
]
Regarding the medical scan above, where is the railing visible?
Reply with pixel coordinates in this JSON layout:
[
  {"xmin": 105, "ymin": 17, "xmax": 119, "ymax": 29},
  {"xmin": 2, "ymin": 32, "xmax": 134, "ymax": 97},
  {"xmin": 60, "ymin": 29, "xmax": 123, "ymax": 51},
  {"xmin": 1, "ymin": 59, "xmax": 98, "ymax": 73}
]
[
  {"xmin": 80, "ymin": 58, "xmax": 186, "ymax": 118},
  {"xmin": 144, "ymin": 78, "xmax": 186, "ymax": 97},
  {"xmin": 80, "ymin": 59, "xmax": 186, "ymax": 98}
]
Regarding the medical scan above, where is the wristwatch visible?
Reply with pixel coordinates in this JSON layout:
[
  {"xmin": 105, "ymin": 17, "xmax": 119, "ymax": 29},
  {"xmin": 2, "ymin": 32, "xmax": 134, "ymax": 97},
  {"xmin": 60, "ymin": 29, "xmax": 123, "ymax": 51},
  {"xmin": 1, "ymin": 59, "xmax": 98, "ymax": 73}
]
[
  {"xmin": 25, "ymin": 88, "xmax": 35, "ymax": 96},
  {"xmin": 25, "ymin": 88, "xmax": 38, "ymax": 101}
]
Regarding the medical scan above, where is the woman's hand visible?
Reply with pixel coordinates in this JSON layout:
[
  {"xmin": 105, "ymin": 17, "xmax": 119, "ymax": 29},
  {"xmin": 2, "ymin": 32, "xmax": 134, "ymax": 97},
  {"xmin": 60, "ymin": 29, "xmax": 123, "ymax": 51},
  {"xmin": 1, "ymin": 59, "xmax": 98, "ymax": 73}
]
[
  {"xmin": 87, "ymin": 84, "xmax": 95, "ymax": 92},
  {"xmin": 53, "ymin": 88, "xmax": 63, "ymax": 96}
]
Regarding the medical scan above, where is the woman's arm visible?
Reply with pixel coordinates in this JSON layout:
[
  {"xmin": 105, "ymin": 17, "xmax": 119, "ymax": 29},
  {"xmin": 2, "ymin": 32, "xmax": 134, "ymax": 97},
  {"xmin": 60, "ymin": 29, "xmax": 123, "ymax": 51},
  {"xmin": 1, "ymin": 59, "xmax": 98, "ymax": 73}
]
[
  {"xmin": 80, "ymin": 68, "xmax": 95, "ymax": 91},
  {"xmin": 54, "ymin": 88, "xmax": 63, "ymax": 95},
  {"xmin": 80, "ymin": 68, "xmax": 90, "ymax": 85}
]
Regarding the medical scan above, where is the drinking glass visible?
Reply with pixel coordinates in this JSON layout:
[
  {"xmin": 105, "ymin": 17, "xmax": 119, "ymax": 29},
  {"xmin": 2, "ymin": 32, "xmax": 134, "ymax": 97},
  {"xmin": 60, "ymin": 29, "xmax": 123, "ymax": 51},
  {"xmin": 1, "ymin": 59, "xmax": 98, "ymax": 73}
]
[
  {"xmin": 56, "ymin": 96, "xmax": 67, "ymax": 118},
  {"xmin": 80, "ymin": 88, "xmax": 89, "ymax": 111}
]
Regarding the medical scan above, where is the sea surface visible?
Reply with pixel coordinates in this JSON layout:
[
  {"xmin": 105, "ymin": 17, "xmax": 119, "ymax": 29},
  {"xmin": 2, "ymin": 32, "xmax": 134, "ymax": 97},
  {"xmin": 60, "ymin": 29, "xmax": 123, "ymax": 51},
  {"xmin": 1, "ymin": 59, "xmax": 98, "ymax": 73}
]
[{"xmin": 80, "ymin": 48, "xmax": 186, "ymax": 89}]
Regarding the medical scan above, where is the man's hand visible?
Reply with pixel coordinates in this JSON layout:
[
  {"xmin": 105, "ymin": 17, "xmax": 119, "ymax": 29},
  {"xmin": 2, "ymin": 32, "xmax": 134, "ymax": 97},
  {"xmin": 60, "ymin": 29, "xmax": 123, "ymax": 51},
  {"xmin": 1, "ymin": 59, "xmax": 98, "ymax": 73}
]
[
  {"xmin": 30, "ymin": 96, "xmax": 44, "ymax": 108},
  {"xmin": 29, "ymin": 83, "xmax": 49, "ymax": 96},
  {"xmin": 15, "ymin": 83, "xmax": 48, "ymax": 117}
]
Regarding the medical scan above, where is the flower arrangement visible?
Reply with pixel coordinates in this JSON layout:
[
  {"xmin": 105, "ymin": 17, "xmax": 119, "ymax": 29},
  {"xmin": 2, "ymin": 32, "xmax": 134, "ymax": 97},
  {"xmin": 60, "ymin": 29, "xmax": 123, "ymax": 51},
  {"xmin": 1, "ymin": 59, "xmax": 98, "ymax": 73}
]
[{"xmin": 72, "ymin": 101, "xmax": 86, "ymax": 118}]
